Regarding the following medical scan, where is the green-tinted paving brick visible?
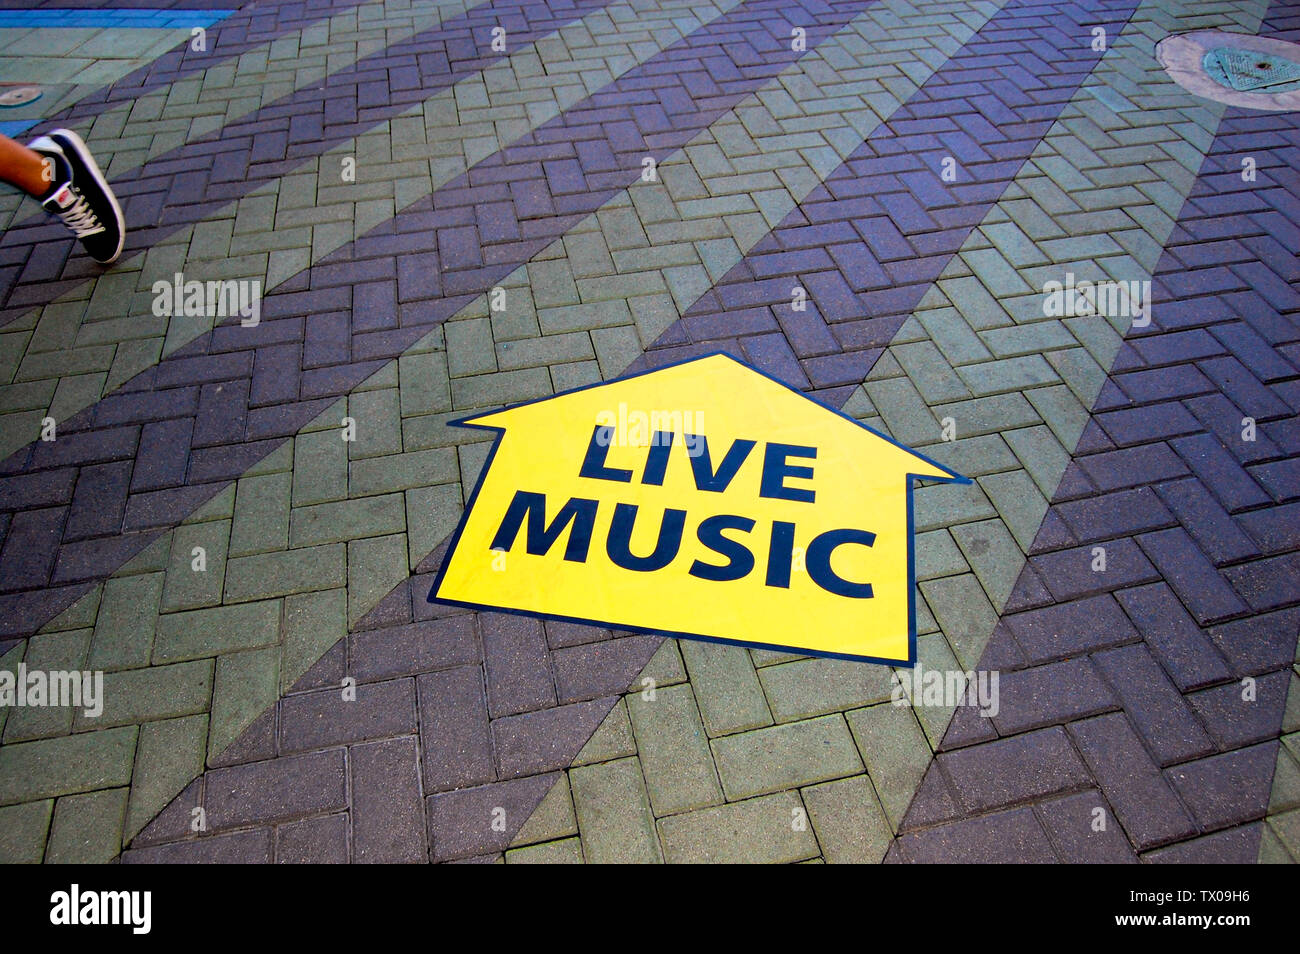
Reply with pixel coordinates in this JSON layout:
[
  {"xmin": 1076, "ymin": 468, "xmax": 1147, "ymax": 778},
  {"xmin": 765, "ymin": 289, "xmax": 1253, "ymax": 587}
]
[
  {"xmin": 77, "ymin": 660, "xmax": 213, "ymax": 730},
  {"xmin": 90, "ymin": 573, "xmax": 164, "ymax": 672},
  {"xmin": 126, "ymin": 714, "xmax": 207, "ymax": 842},
  {"xmin": 710, "ymin": 715, "xmax": 863, "ymax": 800},
  {"xmin": 1258, "ymin": 824, "xmax": 1294, "ymax": 864},
  {"xmin": 911, "ymin": 632, "xmax": 967, "ymax": 747},
  {"xmin": 0, "ymin": 799, "xmax": 53, "ymax": 862},
  {"xmin": 678, "ymin": 640, "xmax": 772, "ymax": 737},
  {"xmin": 864, "ymin": 376, "xmax": 939, "ymax": 447},
  {"xmin": 757, "ymin": 658, "xmax": 895, "ymax": 722},
  {"xmin": 913, "ymin": 480, "xmax": 996, "ymax": 533},
  {"xmin": 0, "ymin": 726, "xmax": 137, "ymax": 805},
  {"xmin": 161, "ymin": 520, "xmax": 230, "ymax": 612},
  {"xmin": 958, "ymin": 355, "xmax": 1058, "ymax": 395},
  {"xmin": 658, "ymin": 791, "xmax": 817, "ymax": 863},
  {"xmin": 802, "ymin": 774, "xmax": 893, "ymax": 863},
  {"xmin": 289, "ymin": 493, "xmax": 406, "ymax": 547},
  {"xmin": 637, "ymin": 639, "xmax": 686, "ymax": 688},
  {"xmin": 292, "ymin": 428, "xmax": 348, "ymax": 506},
  {"xmin": 627, "ymin": 684, "xmax": 723, "ymax": 815},
  {"xmin": 405, "ymin": 482, "xmax": 462, "ymax": 569},
  {"xmin": 892, "ymin": 340, "xmax": 971, "ymax": 404},
  {"xmin": 505, "ymin": 837, "xmax": 584, "ymax": 863},
  {"xmin": 511, "ymin": 775, "xmax": 577, "ymax": 847},
  {"xmin": 347, "ymin": 388, "xmax": 403, "ymax": 459},
  {"xmin": 153, "ymin": 599, "xmax": 281, "ymax": 663},
  {"xmin": 349, "ymin": 448, "xmax": 458, "ymax": 496},
  {"xmin": 1004, "ymin": 424, "xmax": 1071, "ymax": 500},
  {"xmin": 1267, "ymin": 808, "xmax": 1300, "ymax": 860},
  {"xmin": 1268, "ymin": 747, "xmax": 1300, "ymax": 814},
  {"xmin": 572, "ymin": 697, "xmax": 637, "ymax": 766},
  {"xmin": 570, "ymin": 757, "xmax": 662, "ymax": 864},
  {"xmin": 224, "ymin": 544, "xmax": 346, "ymax": 602},
  {"xmin": 932, "ymin": 392, "xmax": 1040, "ymax": 438},
  {"xmin": 230, "ymin": 471, "xmax": 292, "ymax": 556},
  {"xmin": 951, "ymin": 517, "xmax": 1028, "ymax": 611},
  {"xmin": 281, "ymin": 588, "xmax": 347, "ymax": 693},
  {"xmin": 348, "ymin": 533, "xmax": 409, "ymax": 626},
  {"xmin": 845, "ymin": 702, "xmax": 934, "ymax": 831},
  {"xmin": 918, "ymin": 573, "xmax": 998, "ymax": 671},
  {"xmin": 915, "ymin": 529, "xmax": 969, "ymax": 581},
  {"xmin": 2, "ymin": 628, "xmax": 90, "ymax": 742},
  {"xmin": 45, "ymin": 787, "xmax": 129, "ymax": 864},
  {"xmin": 924, "ymin": 433, "xmax": 1018, "ymax": 477},
  {"xmin": 209, "ymin": 646, "xmax": 279, "ymax": 758}
]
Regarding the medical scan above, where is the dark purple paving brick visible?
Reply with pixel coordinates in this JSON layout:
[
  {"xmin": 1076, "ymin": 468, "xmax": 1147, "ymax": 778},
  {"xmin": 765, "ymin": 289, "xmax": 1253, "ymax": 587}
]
[
  {"xmin": 209, "ymin": 707, "xmax": 276, "ymax": 769},
  {"xmin": 204, "ymin": 749, "xmax": 347, "ymax": 831},
  {"xmin": 1053, "ymin": 486, "xmax": 1173, "ymax": 544},
  {"xmin": 550, "ymin": 634, "xmax": 662, "ymax": 702},
  {"xmin": 1237, "ymin": 499, "xmax": 1300, "ymax": 554},
  {"xmin": 1076, "ymin": 444, "xmax": 1189, "ymax": 493},
  {"xmin": 480, "ymin": 613, "xmax": 556, "ymax": 719},
  {"xmin": 1153, "ymin": 477, "xmax": 1260, "ymax": 565},
  {"xmin": 1112, "ymin": 364, "xmax": 1214, "ymax": 405},
  {"xmin": 898, "ymin": 763, "xmax": 962, "ymax": 832},
  {"xmin": 426, "ymin": 773, "xmax": 560, "ymax": 862},
  {"xmin": 1091, "ymin": 644, "xmax": 1215, "ymax": 766},
  {"xmin": 1034, "ymin": 790, "xmax": 1138, "ymax": 863},
  {"xmin": 1185, "ymin": 393, "xmax": 1281, "ymax": 465},
  {"xmin": 1094, "ymin": 402, "xmax": 1202, "ymax": 447},
  {"xmin": 1198, "ymin": 355, "xmax": 1294, "ymax": 421},
  {"xmin": 1136, "ymin": 527, "xmax": 1249, "ymax": 625},
  {"xmin": 1142, "ymin": 824, "xmax": 1263, "ymax": 863},
  {"xmin": 350, "ymin": 737, "xmax": 427, "ymax": 863},
  {"xmin": 935, "ymin": 726, "xmax": 1092, "ymax": 814},
  {"xmin": 986, "ymin": 657, "xmax": 1116, "ymax": 737},
  {"xmin": 274, "ymin": 813, "xmax": 350, "ymax": 864},
  {"xmin": 1003, "ymin": 594, "xmax": 1139, "ymax": 664},
  {"xmin": 121, "ymin": 828, "xmax": 272, "ymax": 864},
  {"xmin": 1224, "ymin": 552, "xmax": 1300, "ymax": 613},
  {"xmin": 348, "ymin": 614, "xmax": 480, "ymax": 682},
  {"xmin": 1068, "ymin": 713, "xmax": 1198, "ymax": 850},
  {"xmin": 1249, "ymin": 458, "xmax": 1300, "ymax": 503},
  {"xmin": 1206, "ymin": 608, "xmax": 1300, "ymax": 678},
  {"xmin": 1187, "ymin": 670, "xmax": 1292, "ymax": 750},
  {"xmin": 544, "ymin": 619, "xmax": 612, "ymax": 649},
  {"xmin": 277, "ymin": 677, "xmax": 416, "ymax": 753},
  {"xmin": 492, "ymin": 697, "xmax": 617, "ymax": 778},
  {"xmin": 893, "ymin": 805, "xmax": 1058, "ymax": 863},
  {"xmin": 1114, "ymin": 583, "xmax": 1233, "ymax": 691},
  {"xmin": 1165, "ymin": 743, "xmax": 1279, "ymax": 831},
  {"xmin": 1028, "ymin": 539, "xmax": 1160, "ymax": 602},
  {"xmin": 416, "ymin": 665, "xmax": 494, "ymax": 794}
]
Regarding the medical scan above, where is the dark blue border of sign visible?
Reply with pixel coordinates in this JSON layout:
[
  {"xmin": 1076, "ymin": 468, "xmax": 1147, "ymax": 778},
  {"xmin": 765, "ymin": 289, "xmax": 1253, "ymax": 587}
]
[{"xmin": 427, "ymin": 351, "xmax": 969, "ymax": 667}]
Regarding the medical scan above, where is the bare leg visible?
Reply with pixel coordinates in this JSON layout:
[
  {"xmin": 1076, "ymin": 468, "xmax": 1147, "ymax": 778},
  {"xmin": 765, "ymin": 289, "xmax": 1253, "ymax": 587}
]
[{"xmin": 0, "ymin": 133, "xmax": 54, "ymax": 197}]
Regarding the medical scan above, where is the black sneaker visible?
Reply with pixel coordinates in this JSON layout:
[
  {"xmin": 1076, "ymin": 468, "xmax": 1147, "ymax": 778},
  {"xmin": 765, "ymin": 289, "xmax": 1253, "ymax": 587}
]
[{"xmin": 28, "ymin": 128, "xmax": 125, "ymax": 265}]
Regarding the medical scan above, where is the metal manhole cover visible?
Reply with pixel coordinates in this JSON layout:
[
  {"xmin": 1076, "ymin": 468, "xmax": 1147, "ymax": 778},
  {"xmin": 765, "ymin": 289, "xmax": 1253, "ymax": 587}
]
[
  {"xmin": 1157, "ymin": 31, "xmax": 1300, "ymax": 110},
  {"xmin": 0, "ymin": 85, "xmax": 42, "ymax": 109},
  {"xmin": 1204, "ymin": 47, "xmax": 1300, "ymax": 93}
]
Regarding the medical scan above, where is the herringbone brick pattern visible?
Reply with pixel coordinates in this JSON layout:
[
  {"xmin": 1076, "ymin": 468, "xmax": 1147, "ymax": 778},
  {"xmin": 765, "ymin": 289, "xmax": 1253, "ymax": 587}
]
[
  {"xmin": 0, "ymin": 0, "xmax": 1295, "ymax": 864},
  {"xmin": 889, "ymin": 89, "xmax": 1300, "ymax": 862}
]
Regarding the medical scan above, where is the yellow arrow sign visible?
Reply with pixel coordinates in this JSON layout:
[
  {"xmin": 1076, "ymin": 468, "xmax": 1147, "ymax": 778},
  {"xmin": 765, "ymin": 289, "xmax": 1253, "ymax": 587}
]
[{"xmin": 429, "ymin": 353, "xmax": 967, "ymax": 665}]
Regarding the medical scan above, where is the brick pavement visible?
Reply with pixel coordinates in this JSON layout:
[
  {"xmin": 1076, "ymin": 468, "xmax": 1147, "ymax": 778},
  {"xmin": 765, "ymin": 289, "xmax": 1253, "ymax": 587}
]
[{"xmin": 0, "ymin": 0, "xmax": 1295, "ymax": 862}]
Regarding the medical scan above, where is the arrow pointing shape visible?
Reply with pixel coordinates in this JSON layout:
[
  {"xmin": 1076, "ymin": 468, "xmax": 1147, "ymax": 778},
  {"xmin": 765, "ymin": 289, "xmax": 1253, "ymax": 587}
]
[{"xmin": 429, "ymin": 353, "xmax": 967, "ymax": 665}]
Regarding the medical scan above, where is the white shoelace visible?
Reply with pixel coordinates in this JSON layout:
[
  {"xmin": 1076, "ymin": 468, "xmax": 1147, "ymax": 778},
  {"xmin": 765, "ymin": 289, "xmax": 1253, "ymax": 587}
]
[{"xmin": 52, "ymin": 189, "xmax": 105, "ymax": 238}]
